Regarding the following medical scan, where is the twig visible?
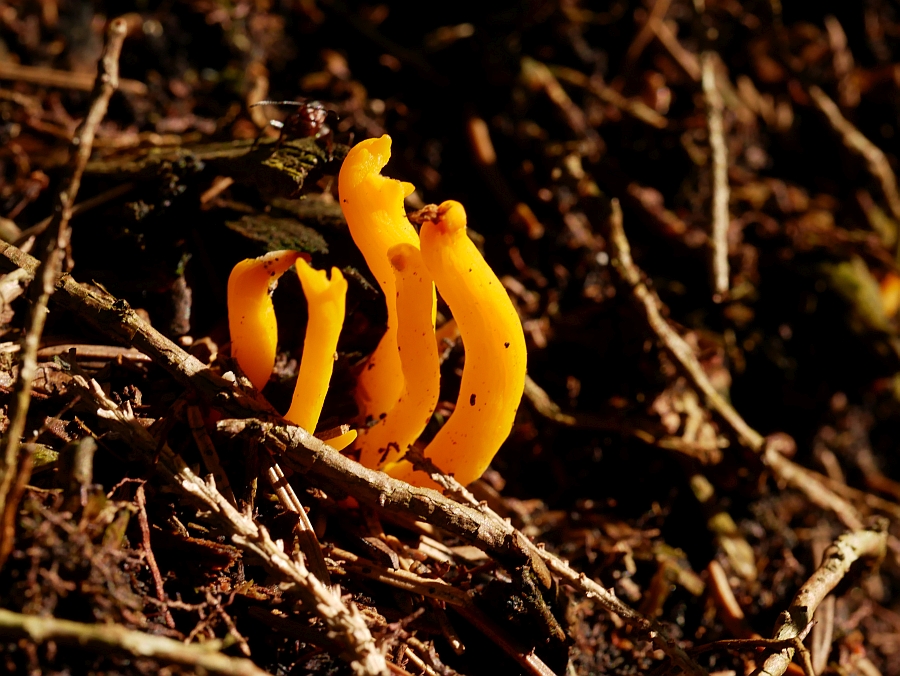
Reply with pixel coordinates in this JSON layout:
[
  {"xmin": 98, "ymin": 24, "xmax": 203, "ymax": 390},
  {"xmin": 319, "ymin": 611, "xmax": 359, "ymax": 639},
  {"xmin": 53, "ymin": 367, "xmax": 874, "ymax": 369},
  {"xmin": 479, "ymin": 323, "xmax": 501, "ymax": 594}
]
[
  {"xmin": 0, "ymin": 59, "xmax": 148, "ymax": 96},
  {"xmin": 624, "ymin": 0, "xmax": 673, "ymax": 69},
  {"xmin": 690, "ymin": 627, "xmax": 814, "ymax": 658},
  {"xmin": 187, "ymin": 405, "xmax": 237, "ymax": 506},
  {"xmin": 219, "ymin": 419, "xmax": 549, "ymax": 574},
  {"xmin": 170, "ymin": 459, "xmax": 388, "ymax": 675},
  {"xmin": 207, "ymin": 592, "xmax": 252, "ymax": 657},
  {"xmin": 706, "ymin": 559, "xmax": 754, "ymax": 639},
  {"xmin": 751, "ymin": 520, "xmax": 888, "ymax": 676},
  {"xmin": 607, "ymin": 199, "xmax": 762, "ymax": 451},
  {"xmin": 606, "ymin": 199, "xmax": 867, "ymax": 531},
  {"xmin": 520, "ymin": 57, "xmax": 604, "ymax": 158},
  {"xmin": 34, "ymin": 343, "xmax": 152, "ymax": 362},
  {"xmin": 0, "ymin": 17, "xmax": 127, "ymax": 539},
  {"xmin": 701, "ymin": 53, "xmax": 731, "ymax": 300},
  {"xmin": 399, "ymin": 450, "xmax": 707, "ymax": 676},
  {"xmin": 261, "ymin": 454, "xmax": 333, "ymax": 589},
  {"xmin": 653, "ymin": 19, "xmax": 701, "ymax": 81},
  {"xmin": 329, "ymin": 546, "xmax": 472, "ymax": 607},
  {"xmin": 135, "ymin": 483, "xmax": 176, "ymax": 630},
  {"xmin": 809, "ymin": 86, "xmax": 900, "ymax": 258},
  {"xmin": 74, "ymin": 376, "xmax": 389, "ymax": 676},
  {"xmin": 523, "ymin": 375, "xmax": 577, "ymax": 425},
  {"xmin": 0, "ymin": 607, "xmax": 268, "ymax": 676},
  {"xmin": 816, "ymin": 472, "xmax": 900, "ymax": 521},
  {"xmin": 451, "ymin": 605, "xmax": 557, "ymax": 676},
  {"xmin": 764, "ymin": 449, "xmax": 863, "ymax": 531},
  {"xmin": 0, "ymin": 448, "xmax": 33, "ymax": 569},
  {"xmin": 15, "ymin": 182, "xmax": 136, "ymax": 246},
  {"xmin": 549, "ymin": 66, "xmax": 668, "ymax": 129}
]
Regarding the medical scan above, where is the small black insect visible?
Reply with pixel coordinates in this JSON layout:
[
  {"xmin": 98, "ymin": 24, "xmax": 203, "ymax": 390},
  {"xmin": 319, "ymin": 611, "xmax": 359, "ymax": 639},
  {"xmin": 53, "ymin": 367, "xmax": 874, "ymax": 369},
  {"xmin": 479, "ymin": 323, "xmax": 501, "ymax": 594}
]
[{"xmin": 250, "ymin": 99, "xmax": 337, "ymax": 156}]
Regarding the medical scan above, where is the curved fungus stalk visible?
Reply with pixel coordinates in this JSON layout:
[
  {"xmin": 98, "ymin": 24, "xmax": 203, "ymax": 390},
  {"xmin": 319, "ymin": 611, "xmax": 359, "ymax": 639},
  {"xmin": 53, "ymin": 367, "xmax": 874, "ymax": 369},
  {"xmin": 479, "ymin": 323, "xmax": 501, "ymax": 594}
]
[
  {"xmin": 385, "ymin": 201, "xmax": 527, "ymax": 488},
  {"xmin": 227, "ymin": 252, "xmax": 353, "ymax": 449},
  {"xmin": 338, "ymin": 135, "xmax": 431, "ymax": 423},
  {"xmin": 356, "ymin": 243, "xmax": 440, "ymax": 470},
  {"xmin": 284, "ymin": 259, "xmax": 348, "ymax": 434},
  {"xmin": 227, "ymin": 250, "xmax": 302, "ymax": 390}
]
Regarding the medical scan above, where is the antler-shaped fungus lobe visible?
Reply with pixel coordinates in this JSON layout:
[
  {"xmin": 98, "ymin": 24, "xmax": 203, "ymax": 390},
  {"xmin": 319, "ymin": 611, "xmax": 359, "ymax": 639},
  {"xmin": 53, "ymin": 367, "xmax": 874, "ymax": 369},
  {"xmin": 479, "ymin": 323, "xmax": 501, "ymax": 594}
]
[
  {"xmin": 385, "ymin": 201, "xmax": 527, "ymax": 488},
  {"xmin": 338, "ymin": 135, "xmax": 431, "ymax": 424},
  {"xmin": 285, "ymin": 259, "xmax": 348, "ymax": 432},
  {"xmin": 228, "ymin": 250, "xmax": 301, "ymax": 391},
  {"xmin": 227, "ymin": 252, "xmax": 354, "ymax": 449},
  {"xmin": 356, "ymin": 244, "xmax": 440, "ymax": 469}
]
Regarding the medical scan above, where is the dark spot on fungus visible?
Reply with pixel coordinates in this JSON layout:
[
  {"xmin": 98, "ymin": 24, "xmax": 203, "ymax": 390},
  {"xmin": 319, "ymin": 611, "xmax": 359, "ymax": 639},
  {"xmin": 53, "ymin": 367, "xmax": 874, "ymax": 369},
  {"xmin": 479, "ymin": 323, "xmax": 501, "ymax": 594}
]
[
  {"xmin": 504, "ymin": 342, "xmax": 510, "ymax": 348},
  {"xmin": 470, "ymin": 394, "xmax": 476, "ymax": 406}
]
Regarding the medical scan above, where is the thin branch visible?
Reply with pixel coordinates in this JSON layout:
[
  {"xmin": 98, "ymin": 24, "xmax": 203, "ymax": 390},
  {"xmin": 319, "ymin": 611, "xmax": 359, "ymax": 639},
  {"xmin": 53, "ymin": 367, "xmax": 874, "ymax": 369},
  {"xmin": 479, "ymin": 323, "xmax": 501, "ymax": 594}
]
[
  {"xmin": 0, "ymin": 17, "xmax": 127, "ymax": 534},
  {"xmin": 218, "ymin": 419, "xmax": 546, "ymax": 573},
  {"xmin": 397, "ymin": 449, "xmax": 707, "ymax": 676},
  {"xmin": 329, "ymin": 546, "xmax": 472, "ymax": 607},
  {"xmin": 135, "ymin": 483, "xmax": 176, "ymax": 630},
  {"xmin": 523, "ymin": 374, "xmax": 577, "ymax": 425},
  {"xmin": 0, "ymin": 608, "xmax": 269, "ymax": 676},
  {"xmin": 702, "ymin": 52, "xmax": 731, "ymax": 300},
  {"xmin": 606, "ymin": 199, "xmax": 866, "ymax": 531},
  {"xmin": 653, "ymin": 18, "xmax": 701, "ymax": 81},
  {"xmin": 809, "ymin": 86, "xmax": 900, "ymax": 257},
  {"xmin": 187, "ymin": 405, "xmax": 238, "ymax": 506},
  {"xmin": 74, "ymin": 377, "xmax": 389, "ymax": 676},
  {"xmin": 764, "ymin": 449, "xmax": 863, "ymax": 530},
  {"xmin": 608, "ymin": 199, "xmax": 762, "ymax": 451},
  {"xmin": 0, "ymin": 58, "xmax": 148, "ymax": 96},
  {"xmin": 752, "ymin": 520, "xmax": 888, "ymax": 676},
  {"xmin": 168, "ymin": 459, "xmax": 388, "ymax": 676},
  {"xmin": 262, "ymin": 454, "xmax": 333, "ymax": 589},
  {"xmin": 549, "ymin": 65, "xmax": 668, "ymax": 129},
  {"xmin": 451, "ymin": 604, "xmax": 557, "ymax": 676}
]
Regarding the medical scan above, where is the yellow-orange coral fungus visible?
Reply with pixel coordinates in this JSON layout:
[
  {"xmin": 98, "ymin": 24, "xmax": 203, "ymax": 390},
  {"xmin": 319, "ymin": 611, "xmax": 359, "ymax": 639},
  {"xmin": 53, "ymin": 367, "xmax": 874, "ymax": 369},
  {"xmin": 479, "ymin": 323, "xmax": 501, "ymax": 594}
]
[
  {"xmin": 227, "ymin": 250, "xmax": 302, "ymax": 390},
  {"xmin": 325, "ymin": 428, "xmax": 358, "ymax": 451},
  {"xmin": 227, "ymin": 252, "xmax": 351, "ymax": 441},
  {"xmin": 386, "ymin": 201, "xmax": 527, "ymax": 488},
  {"xmin": 338, "ymin": 135, "xmax": 426, "ymax": 422},
  {"xmin": 357, "ymin": 243, "xmax": 440, "ymax": 469},
  {"xmin": 284, "ymin": 259, "xmax": 347, "ymax": 433}
]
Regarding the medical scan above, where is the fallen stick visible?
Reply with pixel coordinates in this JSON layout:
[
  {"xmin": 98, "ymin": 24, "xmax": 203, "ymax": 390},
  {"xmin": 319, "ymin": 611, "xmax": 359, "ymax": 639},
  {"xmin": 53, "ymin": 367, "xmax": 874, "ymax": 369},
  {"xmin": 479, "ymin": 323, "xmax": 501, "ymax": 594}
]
[
  {"xmin": 0, "ymin": 607, "xmax": 270, "ymax": 676},
  {"xmin": 752, "ymin": 520, "xmax": 888, "ymax": 676},
  {"xmin": 0, "ymin": 16, "xmax": 127, "ymax": 563},
  {"xmin": 606, "ymin": 199, "xmax": 866, "ymax": 531}
]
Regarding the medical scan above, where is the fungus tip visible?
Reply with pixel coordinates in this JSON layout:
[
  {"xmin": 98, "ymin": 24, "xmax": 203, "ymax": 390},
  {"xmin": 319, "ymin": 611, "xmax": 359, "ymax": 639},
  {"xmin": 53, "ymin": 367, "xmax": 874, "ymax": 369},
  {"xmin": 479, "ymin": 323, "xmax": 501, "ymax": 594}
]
[{"xmin": 434, "ymin": 200, "xmax": 467, "ymax": 235}]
